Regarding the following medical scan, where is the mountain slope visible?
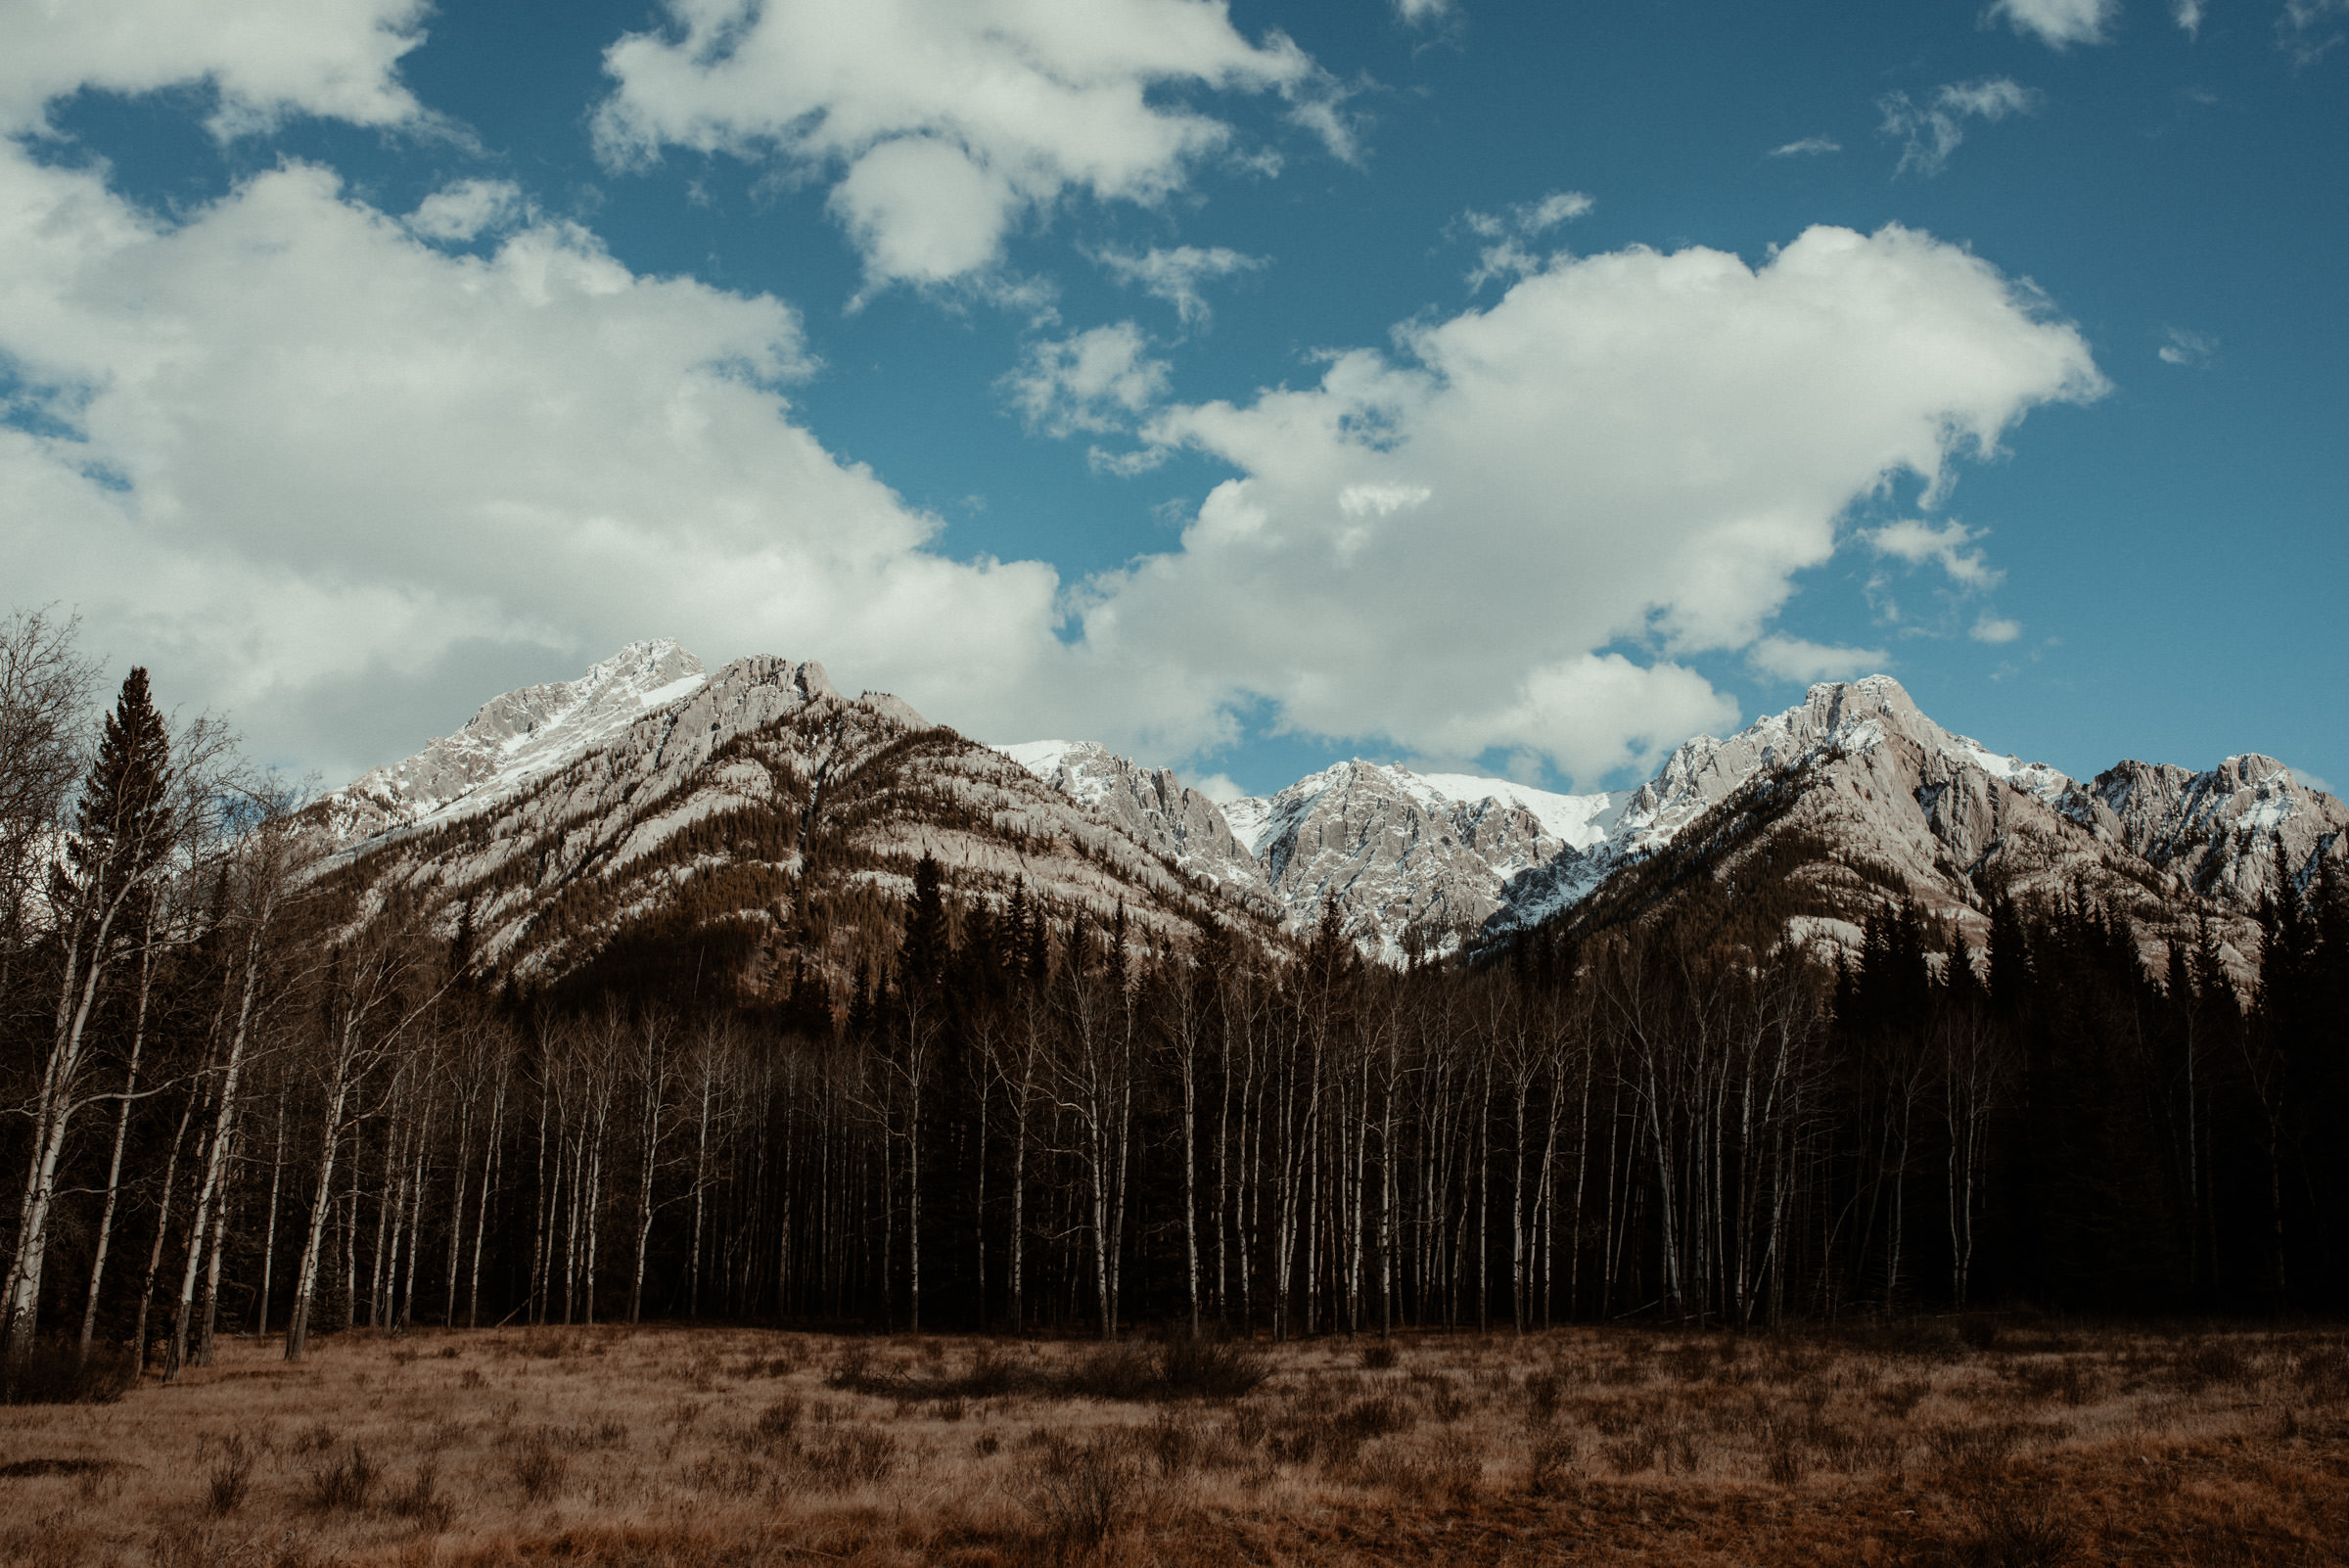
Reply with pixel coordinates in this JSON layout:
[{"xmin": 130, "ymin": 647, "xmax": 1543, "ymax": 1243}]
[
  {"xmin": 315, "ymin": 645, "xmax": 2343, "ymax": 991},
  {"xmin": 313, "ymin": 652, "xmax": 1275, "ymax": 999}
]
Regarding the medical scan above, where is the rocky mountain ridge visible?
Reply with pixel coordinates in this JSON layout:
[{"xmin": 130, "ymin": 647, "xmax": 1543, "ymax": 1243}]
[{"xmin": 314, "ymin": 644, "xmax": 2345, "ymax": 986}]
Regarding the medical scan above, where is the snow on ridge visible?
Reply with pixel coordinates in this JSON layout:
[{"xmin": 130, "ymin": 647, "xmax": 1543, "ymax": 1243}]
[{"xmin": 1405, "ymin": 771, "xmax": 1629, "ymax": 851}]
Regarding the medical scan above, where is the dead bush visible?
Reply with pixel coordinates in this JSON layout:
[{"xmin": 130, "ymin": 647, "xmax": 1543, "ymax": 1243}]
[
  {"xmin": 205, "ymin": 1435, "xmax": 254, "ymax": 1515},
  {"xmin": 1155, "ymin": 1334, "xmax": 1268, "ymax": 1399},
  {"xmin": 1873, "ymin": 1375, "xmax": 1932, "ymax": 1418},
  {"xmin": 796, "ymin": 1428, "xmax": 898, "ymax": 1490},
  {"xmin": 2169, "ymin": 1341, "xmax": 2254, "ymax": 1394},
  {"xmin": 1950, "ymin": 1487, "xmax": 2078, "ymax": 1568},
  {"xmin": 389, "ymin": 1457, "xmax": 453, "ymax": 1529},
  {"xmin": 1524, "ymin": 1367, "xmax": 1564, "ymax": 1425},
  {"xmin": 1429, "ymin": 1429, "xmax": 1482, "ymax": 1506},
  {"xmin": 305, "ymin": 1442, "xmax": 379, "ymax": 1510},
  {"xmin": 1067, "ymin": 1343, "xmax": 1158, "ymax": 1400},
  {"xmin": 2015, "ymin": 1359, "xmax": 2097, "ymax": 1407},
  {"xmin": 0, "ymin": 1341, "xmax": 136, "ymax": 1406},
  {"xmin": 753, "ymin": 1397, "xmax": 804, "ymax": 1446},
  {"xmin": 1027, "ymin": 1432, "xmax": 1155, "ymax": 1552},
  {"xmin": 1925, "ymin": 1420, "xmax": 2025, "ymax": 1473},
  {"xmin": 1524, "ymin": 1432, "xmax": 1576, "ymax": 1496},
  {"xmin": 509, "ymin": 1434, "xmax": 569, "ymax": 1501}
]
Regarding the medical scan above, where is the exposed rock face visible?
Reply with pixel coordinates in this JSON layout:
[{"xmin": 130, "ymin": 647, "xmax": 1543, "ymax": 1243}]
[
  {"xmin": 314, "ymin": 652, "xmax": 1263, "ymax": 992},
  {"xmin": 326, "ymin": 639, "xmax": 714, "ymax": 840},
  {"xmin": 2091, "ymin": 755, "xmax": 2349, "ymax": 909},
  {"xmin": 998, "ymin": 741, "xmax": 1274, "ymax": 915},
  {"xmin": 1221, "ymin": 761, "xmax": 1619, "ymax": 961},
  {"xmin": 317, "ymin": 645, "xmax": 2342, "ymax": 986}
]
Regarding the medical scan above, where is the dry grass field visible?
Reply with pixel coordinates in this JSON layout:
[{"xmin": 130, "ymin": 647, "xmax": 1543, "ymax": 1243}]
[{"xmin": 4, "ymin": 1319, "xmax": 2346, "ymax": 1567}]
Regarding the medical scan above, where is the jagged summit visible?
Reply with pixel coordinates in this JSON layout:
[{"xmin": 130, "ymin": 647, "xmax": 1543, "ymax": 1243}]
[
  {"xmin": 315, "ymin": 649, "xmax": 2343, "ymax": 987},
  {"xmin": 325, "ymin": 639, "xmax": 714, "ymax": 840}
]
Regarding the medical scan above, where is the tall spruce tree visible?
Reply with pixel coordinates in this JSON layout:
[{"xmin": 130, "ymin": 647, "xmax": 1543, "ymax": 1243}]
[{"xmin": 3, "ymin": 668, "xmax": 175, "ymax": 1370}]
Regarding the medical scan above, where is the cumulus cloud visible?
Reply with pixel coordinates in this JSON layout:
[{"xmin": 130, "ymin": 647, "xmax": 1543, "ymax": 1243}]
[
  {"xmin": 1879, "ymin": 78, "xmax": 2042, "ymax": 176},
  {"xmin": 1768, "ymin": 136, "xmax": 1842, "ymax": 158},
  {"xmin": 1970, "ymin": 614, "xmax": 2025, "ymax": 644},
  {"xmin": 1001, "ymin": 323, "xmax": 1171, "ymax": 438},
  {"xmin": 1094, "ymin": 245, "xmax": 1267, "ymax": 326},
  {"xmin": 2175, "ymin": 0, "xmax": 2207, "ymax": 35},
  {"xmin": 1458, "ymin": 189, "xmax": 1593, "ymax": 290},
  {"xmin": 591, "ymin": 0, "xmax": 1347, "ymax": 291},
  {"xmin": 1072, "ymin": 224, "xmax": 2101, "ymax": 782},
  {"xmin": 1191, "ymin": 772, "xmax": 1246, "ymax": 804},
  {"xmin": 0, "ymin": 0, "xmax": 429, "ymax": 135},
  {"xmin": 2159, "ymin": 326, "xmax": 2218, "ymax": 367},
  {"xmin": 0, "ymin": 146, "xmax": 1064, "ymax": 780},
  {"xmin": 1394, "ymin": 0, "xmax": 1455, "ymax": 23},
  {"xmin": 1989, "ymin": 0, "xmax": 2117, "ymax": 49},
  {"xmin": 1749, "ymin": 637, "xmax": 1891, "ymax": 683},
  {"xmin": 406, "ymin": 178, "xmax": 525, "ymax": 243}
]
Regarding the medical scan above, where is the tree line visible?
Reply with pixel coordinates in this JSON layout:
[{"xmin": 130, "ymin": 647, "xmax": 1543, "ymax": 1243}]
[{"xmin": 5, "ymin": 613, "xmax": 2348, "ymax": 1390}]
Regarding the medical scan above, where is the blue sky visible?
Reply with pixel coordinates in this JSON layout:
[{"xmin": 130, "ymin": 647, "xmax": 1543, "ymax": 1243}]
[{"xmin": 2, "ymin": 0, "xmax": 2341, "ymax": 800}]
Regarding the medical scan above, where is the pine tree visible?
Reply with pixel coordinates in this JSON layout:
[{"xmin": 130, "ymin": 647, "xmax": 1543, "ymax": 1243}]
[{"xmin": 4, "ymin": 668, "xmax": 177, "ymax": 1369}]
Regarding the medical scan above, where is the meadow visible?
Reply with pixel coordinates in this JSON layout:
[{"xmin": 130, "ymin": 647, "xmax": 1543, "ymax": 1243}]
[{"xmin": 4, "ymin": 1320, "xmax": 2345, "ymax": 1567}]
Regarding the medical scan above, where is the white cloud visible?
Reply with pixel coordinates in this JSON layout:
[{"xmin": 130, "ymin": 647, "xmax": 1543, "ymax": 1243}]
[
  {"xmin": 1750, "ymin": 637, "xmax": 1891, "ymax": 683},
  {"xmin": 1768, "ymin": 136, "xmax": 1842, "ymax": 158},
  {"xmin": 2175, "ymin": 0, "xmax": 2207, "ymax": 36},
  {"xmin": 2281, "ymin": 0, "xmax": 2349, "ymax": 62},
  {"xmin": 1970, "ymin": 614, "xmax": 2024, "ymax": 644},
  {"xmin": 1459, "ymin": 189, "xmax": 1593, "ymax": 290},
  {"xmin": 2159, "ymin": 326, "xmax": 2218, "ymax": 367},
  {"xmin": 1001, "ymin": 322, "xmax": 1171, "ymax": 438},
  {"xmin": 1337, "ymin": 483, "xmax": 1432, "ymax": 518},
  {"xmin": 1864, "ymin": 519, "xmax": 2003, "ymax": 588},
  {"xmin": 0, "ymin": 148, "xmax": 1065, "ymax": 781},
  {"xmin": 1073, "ymin": 224, "xmax": 2101, "ymax": 782},
  {"xmin": 406, "ymin": 179, "xmax": 525, "ymax": 243},
  {"xmin": 2291, "ymin": 767, "xmax": 2335, "ymax": 796},
  {"xmin": 1879, "ymin": 78, "xmax": 2042, "ymax": 177},
  {"xmin": 0, "ymin": 0, "xmax": 429, "ymax": 136},
  {"xmin": 592, "ymin": 0, "xmax": 1347, "ymax": 292},
  {"xmin": 1989, "ymin": 0, "xmax": 2117, "ymax": 49},
  {"xmin": 1094, "ymin": 245, "xmax": 1267, "ymax": 326},
  {"xmin": 1191, "ymin": 772, "xmax": 1246, "ymax": 804},
  {"xmin": 1394, "ymin": 0, "xmax": 1454, "ymax": 23}
]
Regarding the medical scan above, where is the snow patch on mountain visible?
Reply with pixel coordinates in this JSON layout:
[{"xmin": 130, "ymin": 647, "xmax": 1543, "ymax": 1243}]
[{"xmin": 325, "ymin": 639, "xmax": 711, "ymax": 840}]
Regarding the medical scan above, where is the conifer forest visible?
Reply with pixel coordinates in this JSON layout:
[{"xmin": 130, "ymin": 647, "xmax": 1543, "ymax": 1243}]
[{"xmin": 6, "ymin": 609, "xmax": 2349, "ymax": 1397}]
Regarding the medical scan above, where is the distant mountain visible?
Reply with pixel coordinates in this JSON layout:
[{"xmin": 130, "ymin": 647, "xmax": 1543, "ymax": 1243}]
[
  {"xmin": 308, "ymin": 654, "xmax": 1268, "ymax": 998},
  {"xmin": 323, "ymin": 639, "xmax": 709, "ymax": 842},
  {"xmin": 312, "ymin": 645, "xmax": 2345, "ymax": 992}
]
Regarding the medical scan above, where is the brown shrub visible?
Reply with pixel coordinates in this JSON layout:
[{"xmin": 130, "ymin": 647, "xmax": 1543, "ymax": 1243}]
[
  {"xmin": 305, "ymin": 1442, "xmax": 379, "ymax": 1510},
  {"xmin": 204, "ymin": 1435, "xmax": 254, "ymax": 1515},
  {"xmin": 509, "ymin": 1433, "xmax": 569, "ymax": 1500}
]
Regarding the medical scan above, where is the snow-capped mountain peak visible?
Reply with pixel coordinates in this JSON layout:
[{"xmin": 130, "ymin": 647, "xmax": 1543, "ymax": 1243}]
[{"xmin": 326, "ymin": 638, "xmax": 710, "ymax": 839}]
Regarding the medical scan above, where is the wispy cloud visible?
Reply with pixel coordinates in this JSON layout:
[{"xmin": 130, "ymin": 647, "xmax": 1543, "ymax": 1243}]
[
  {"xmin": 2175, "ymin": 0, "xmax": 2207, "ymax": 36},
  {"xmin": 2158, "ymin": 326, "xmax": 2218, "ymax": 367},
  {"xmin": 1879, "ymin": 78, "xmax": 2042, "ymax": 176},
  {"xmin": 1865, "ymin": 519, "xmax": 2004, "ymax": 588},
  {"xmin": 1094, "ymin": 246, "xmax": 1267, "ymax": 327},
  {"xmin": 1768, "ymin": 136, "xmax": 1842, "ymax": 159},
  {"xmin": 1457, "ymin": 189, "xmax": 1594, "ymax": 290},
  {"xmin": 2280, "ymin": 0, "xmax": 2349, "ymax": 64},
  {"xmin": 1989, "ymin": 0, "xmax": 2117, "ymax": 49}
]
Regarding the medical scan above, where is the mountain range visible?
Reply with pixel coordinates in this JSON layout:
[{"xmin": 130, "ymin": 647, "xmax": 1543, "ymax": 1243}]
[{"xmin": 307, "ymin": 640, "xmax": 2347, "ymax": 994}]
